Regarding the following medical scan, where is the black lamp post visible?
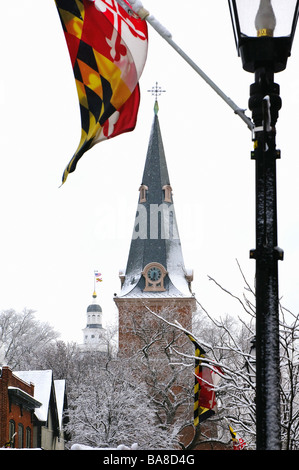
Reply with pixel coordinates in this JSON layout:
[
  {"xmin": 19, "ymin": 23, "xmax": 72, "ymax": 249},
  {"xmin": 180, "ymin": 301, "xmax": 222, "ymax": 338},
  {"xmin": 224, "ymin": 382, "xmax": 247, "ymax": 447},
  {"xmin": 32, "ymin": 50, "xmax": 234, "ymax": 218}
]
[
  {"xmin": 228, "ymin": 0, "xmax": 299, "ymax": 450},
  {"xmin": 246, "ymin": 337, "xmax": 256, "ymax": 385}
]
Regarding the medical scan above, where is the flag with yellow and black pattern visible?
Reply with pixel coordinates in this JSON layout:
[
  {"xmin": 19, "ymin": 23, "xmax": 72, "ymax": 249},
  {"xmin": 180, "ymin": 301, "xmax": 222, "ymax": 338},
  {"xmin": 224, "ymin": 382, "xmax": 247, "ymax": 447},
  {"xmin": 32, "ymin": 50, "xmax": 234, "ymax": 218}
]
[
  {"xmin": 54, "ymin": 0, "xmax": 148, "ymax": 184},
  {"xmin": 186, "ymin": 333, "xmax": 222, "ymax": 427}
]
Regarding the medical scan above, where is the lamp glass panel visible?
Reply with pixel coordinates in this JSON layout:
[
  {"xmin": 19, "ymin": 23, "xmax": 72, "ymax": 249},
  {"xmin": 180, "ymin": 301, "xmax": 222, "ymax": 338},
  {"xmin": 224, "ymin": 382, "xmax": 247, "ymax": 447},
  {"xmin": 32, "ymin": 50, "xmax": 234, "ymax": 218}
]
[{"xmin": 234, "ymin": 0, "xmax": 298, "ymax": 38}]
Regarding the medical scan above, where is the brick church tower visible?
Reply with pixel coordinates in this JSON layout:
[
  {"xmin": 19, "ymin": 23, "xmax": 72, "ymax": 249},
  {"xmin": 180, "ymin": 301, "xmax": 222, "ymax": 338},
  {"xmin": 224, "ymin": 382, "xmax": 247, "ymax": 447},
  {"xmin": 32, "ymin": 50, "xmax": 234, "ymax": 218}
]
[
  {"xmin": 113, "ymin": 104, "xmax": 227, "ymax": 448},
  {"xmin": 114, "ymin": 101, "xmax": 196, "ymax": 356}
]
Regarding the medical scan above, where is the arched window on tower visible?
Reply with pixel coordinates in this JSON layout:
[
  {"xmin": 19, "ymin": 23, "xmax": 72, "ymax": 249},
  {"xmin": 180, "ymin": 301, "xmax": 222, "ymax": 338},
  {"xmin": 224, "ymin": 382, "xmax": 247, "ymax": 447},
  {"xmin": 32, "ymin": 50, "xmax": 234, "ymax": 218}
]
[
  {"xmin": 162, "ymin": 185, "xmax": 172, "ymax": 203},
  {"xmin": 139, "ymin": 184, "xmax": 148, "ymax": 203}
]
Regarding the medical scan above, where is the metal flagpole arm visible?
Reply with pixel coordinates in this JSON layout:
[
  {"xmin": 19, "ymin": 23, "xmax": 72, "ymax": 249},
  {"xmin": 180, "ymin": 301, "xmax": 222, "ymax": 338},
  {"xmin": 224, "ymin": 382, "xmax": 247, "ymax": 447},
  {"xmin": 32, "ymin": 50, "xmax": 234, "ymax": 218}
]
[
  {"xmin": 145, "ymin": 15, "xmax": 254, "ymax": 131},
  {"xmin": 117, "ymin": 0, "xmax": 253, "ymax": 131}
]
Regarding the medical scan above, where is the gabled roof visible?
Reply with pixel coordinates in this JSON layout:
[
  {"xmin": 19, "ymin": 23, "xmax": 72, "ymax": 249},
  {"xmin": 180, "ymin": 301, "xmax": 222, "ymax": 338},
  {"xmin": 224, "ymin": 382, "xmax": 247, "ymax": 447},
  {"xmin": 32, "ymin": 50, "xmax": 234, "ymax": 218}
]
[
  {"xmin": 15, "ymin": 370, "xmax": 52, "ymax": 422},
  {"xmin": 54, "ymin": 379, "xmax": 66, "ymax": 430},
  {"xmin": 117, "ymin": 107, "xmax": 194, "ymax": 300},
  {"xmin": 14, "ymin": 370, "xmax": 63, "ymax": 430}
]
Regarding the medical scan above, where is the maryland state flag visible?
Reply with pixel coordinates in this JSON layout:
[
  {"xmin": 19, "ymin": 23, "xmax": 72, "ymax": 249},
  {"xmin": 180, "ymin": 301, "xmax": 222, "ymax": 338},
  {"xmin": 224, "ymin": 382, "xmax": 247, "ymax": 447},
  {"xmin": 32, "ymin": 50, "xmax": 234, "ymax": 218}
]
[
  {"xmin": 228, "ymin": 424, "xmax": 247, "ymax": 450},
  {"xmin": 54, "ymin": 0, "xmax": 148, "ymax": 184},
  {"xmin": 186, "ymin": 333, "xmax": 222, "ymax": 427}
]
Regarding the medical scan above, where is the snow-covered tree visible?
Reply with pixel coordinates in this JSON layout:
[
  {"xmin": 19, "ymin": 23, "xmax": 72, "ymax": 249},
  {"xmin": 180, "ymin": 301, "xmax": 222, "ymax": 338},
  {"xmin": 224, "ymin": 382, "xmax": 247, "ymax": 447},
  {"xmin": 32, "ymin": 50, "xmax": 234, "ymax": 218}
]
[
  {"xmin": 0, "ymin": 308, "xmax": 59, "ymax": 369},
  {"xmin": 64, "ymin": 357, "xmax": 179, "ymax": 450},
  {"xmin": 125, "ymin": 306, "xmax": 194, "ymax": 430},
  {"xmin": 204, "ymin": 270, "xmax": 299, "ymax": 450},
  {"xmin": 278, "ymin": 305, "xmax": 299, "ymax": 450},
  {"xmin": 155, "ymin": 263, "xmax": 299, "ymax": 450}
]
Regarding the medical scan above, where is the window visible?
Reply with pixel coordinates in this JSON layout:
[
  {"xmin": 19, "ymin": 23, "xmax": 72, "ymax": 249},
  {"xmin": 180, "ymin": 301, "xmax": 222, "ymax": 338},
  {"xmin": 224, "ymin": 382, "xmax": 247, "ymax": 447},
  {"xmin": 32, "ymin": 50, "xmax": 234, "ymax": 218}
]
[
  {"xmin": 26, "ymin": 427, "xmax": 31, "ymax": 448},
  {"xmin": 9, "ymin": 420, "xmax": 15, "ymax": 447},
  {"xmin": 139, "ymin": 184, "xmax": 148, "ymax": 203},
  {"xmin": 18, "ymin": 424, "xmax": 24, "ymax": 448},
  {"xmin": 162, "ymin": 185, "xmax": 172, "ymax": 203}
]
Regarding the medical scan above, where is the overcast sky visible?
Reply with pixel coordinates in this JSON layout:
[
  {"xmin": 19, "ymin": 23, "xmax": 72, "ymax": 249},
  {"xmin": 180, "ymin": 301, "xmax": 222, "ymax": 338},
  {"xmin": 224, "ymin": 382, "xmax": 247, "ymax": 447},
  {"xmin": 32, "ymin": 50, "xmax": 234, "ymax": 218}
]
[{"xmin": 1, "ymin": 1, "xmax": 299, "ymax": 343}]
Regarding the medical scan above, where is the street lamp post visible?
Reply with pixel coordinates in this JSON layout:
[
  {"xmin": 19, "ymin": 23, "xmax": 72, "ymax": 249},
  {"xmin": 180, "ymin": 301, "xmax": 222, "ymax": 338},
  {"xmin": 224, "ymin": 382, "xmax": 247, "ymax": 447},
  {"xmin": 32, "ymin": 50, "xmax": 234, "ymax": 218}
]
[{"xmin": 228, "ymin": 0, "xmax": 299, "ymax": 450}]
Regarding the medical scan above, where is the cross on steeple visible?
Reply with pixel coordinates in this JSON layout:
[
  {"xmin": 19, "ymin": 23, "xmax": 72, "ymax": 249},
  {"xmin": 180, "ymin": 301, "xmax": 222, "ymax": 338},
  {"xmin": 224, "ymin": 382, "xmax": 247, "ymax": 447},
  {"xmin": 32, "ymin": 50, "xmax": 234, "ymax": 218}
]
[{"xmin": 147, "ymin": 82, "xmax": 166, "ymax": 114}]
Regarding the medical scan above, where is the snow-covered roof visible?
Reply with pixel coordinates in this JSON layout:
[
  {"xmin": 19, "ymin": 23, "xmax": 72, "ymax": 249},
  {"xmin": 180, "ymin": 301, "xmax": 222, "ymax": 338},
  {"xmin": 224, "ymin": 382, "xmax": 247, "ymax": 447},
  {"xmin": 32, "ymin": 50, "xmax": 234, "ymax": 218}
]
[
  {"xmin": 14, "ymin": 370, "xmax": 53, "ymax": 422},
  {"xmin": 54, "ymin": 379, "xmax": 66, "ymax": 430},
  {"xmin": 119, "ymin": 279, "xmax": 193, "ymax": 299}
]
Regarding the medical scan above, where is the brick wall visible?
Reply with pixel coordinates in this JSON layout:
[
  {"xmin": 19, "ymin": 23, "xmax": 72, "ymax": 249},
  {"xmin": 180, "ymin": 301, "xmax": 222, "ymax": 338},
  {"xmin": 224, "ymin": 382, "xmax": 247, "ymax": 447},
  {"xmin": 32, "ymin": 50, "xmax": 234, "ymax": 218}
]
[
  {"xmin": 0, "ymin": 367, "xmax": 35, "ymax": 448},
  {"xmin": 115, "ymin": 297, "xmax": 195, "ymax": 355}
]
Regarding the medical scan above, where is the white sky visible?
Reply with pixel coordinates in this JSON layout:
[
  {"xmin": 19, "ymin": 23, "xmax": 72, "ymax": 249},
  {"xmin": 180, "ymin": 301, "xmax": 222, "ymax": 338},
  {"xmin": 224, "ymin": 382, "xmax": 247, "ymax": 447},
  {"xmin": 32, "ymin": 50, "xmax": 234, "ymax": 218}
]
[{"xmin": 1, "ymin": 1, "xmax": 299, "ymax": 343}]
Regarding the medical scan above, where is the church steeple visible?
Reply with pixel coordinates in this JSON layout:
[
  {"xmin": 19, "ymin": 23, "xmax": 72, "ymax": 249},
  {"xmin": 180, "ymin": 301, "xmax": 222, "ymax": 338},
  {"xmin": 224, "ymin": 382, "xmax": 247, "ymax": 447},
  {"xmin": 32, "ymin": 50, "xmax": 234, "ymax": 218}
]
[
  {"xmin": 113, "ymin": 95, "xmax": 199, "ymax": 437},
  {"xmin": 117, "ymin": 101, "xmax": 194, "ymax": 299}
]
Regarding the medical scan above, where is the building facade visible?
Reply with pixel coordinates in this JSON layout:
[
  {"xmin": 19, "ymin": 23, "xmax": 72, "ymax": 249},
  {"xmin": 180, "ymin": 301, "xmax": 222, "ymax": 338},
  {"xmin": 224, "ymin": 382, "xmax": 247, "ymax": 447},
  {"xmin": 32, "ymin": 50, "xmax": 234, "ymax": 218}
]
[
  {"xmin": 14, "ymin": 370, "xmax": 67, "ymax": 450},
  {"xmin": 0, "ymin": 367, "xmax": 67, "ymax": 450},
  {"xmin": 0, "ymin": 366, "xmax": 41, "ymax": 448}
]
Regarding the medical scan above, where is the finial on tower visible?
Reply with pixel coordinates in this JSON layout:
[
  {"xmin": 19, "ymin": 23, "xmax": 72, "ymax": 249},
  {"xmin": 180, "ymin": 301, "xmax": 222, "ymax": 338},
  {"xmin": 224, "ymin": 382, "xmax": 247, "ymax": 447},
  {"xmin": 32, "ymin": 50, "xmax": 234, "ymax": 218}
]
[{"xmin": 147, "ymin": 82, "xmax": 166, "ymax": 114}]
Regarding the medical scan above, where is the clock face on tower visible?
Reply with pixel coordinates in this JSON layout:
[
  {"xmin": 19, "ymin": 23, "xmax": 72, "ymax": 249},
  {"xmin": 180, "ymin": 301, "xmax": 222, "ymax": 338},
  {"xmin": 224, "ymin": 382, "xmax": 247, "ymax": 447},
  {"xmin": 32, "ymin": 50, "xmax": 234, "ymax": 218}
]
[
  {"xmin": 147, "ymin": 266, "xmax": 162, "ymax": 281},
  {"xmin": 142, "ymin": 263, "xmax": 167, "ymax": 292}
]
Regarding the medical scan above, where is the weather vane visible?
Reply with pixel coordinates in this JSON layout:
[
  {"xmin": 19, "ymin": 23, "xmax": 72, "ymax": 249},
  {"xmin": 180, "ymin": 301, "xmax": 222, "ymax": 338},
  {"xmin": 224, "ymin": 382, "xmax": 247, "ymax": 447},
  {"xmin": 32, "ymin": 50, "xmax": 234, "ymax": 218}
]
[{"xmin": 147, "ymin": 82, "xmax": 166, "ymax": 114}]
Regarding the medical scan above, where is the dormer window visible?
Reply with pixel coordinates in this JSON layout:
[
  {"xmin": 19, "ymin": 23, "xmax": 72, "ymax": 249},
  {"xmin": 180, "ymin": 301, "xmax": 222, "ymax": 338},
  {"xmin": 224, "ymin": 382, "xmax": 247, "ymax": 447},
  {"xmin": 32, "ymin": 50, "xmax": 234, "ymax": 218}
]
[
  {"xmin": 162, "ymin": 185, "xmax": 172, "ymax": 203},
  {"xmin": 139, "ymin": 184, "xmax": 148, "ymax": 203}
]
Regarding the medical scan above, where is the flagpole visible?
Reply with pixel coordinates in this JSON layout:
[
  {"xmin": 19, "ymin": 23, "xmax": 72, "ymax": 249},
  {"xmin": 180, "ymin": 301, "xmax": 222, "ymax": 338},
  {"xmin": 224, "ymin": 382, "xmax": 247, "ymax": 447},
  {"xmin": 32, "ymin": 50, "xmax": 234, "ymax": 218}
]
[
  {"xmin": 118, "ymin": 0, "xmax": 253, "ymax": 131},
  {"xmin": 146, "ymin": 18, "xmax": 253, "ymax": 131}
]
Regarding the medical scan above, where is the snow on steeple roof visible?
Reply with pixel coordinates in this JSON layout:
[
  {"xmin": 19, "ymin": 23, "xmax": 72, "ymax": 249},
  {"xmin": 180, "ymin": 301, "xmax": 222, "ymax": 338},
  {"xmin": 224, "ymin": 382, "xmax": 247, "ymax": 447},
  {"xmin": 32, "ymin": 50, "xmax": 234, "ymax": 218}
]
[{"xmin": 118, "ymin": 108, "xmax": 193, "ymax": 299}]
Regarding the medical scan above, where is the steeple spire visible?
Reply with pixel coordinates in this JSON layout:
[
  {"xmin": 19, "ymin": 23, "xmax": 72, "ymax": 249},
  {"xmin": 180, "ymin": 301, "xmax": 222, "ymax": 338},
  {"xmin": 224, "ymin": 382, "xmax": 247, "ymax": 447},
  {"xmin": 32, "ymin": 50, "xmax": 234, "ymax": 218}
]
[{"xmin": 117, "ymin": 101, "xmax": 193, "ymax": 299}]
